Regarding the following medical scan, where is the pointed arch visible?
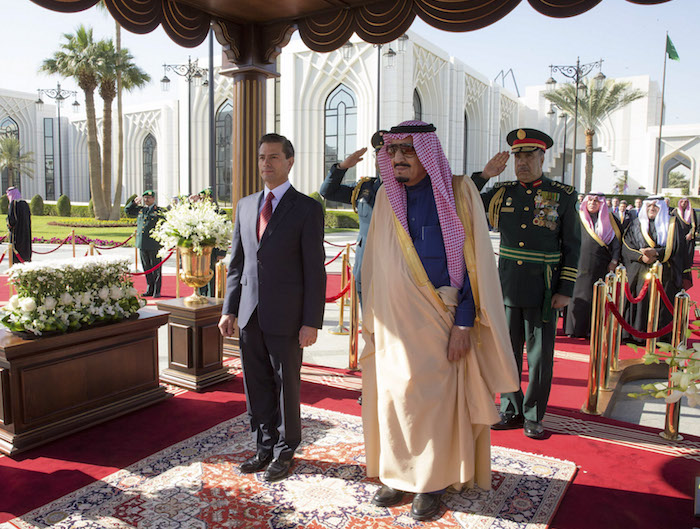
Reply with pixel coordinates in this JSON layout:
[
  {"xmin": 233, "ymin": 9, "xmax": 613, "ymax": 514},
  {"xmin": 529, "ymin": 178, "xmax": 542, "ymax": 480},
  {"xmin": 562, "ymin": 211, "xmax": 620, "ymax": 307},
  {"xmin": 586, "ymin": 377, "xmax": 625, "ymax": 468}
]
[
  {"xmin": 142, "ymin": 133, "xmax": 157, "ymax": 194},
  {"xmin": 324, "ymin": 84, "xmax": 357, "ymax": 207},
  {"xmin": 1, "ymin": 117, "xmax": 20, "ymax": 192},
  {"xmin": 413, "ymin": 89, "xmax": 422, "ymax": 121},
  {"xmin": 216, "ymin": 100, "xmax": 233, "ymax": 205}
]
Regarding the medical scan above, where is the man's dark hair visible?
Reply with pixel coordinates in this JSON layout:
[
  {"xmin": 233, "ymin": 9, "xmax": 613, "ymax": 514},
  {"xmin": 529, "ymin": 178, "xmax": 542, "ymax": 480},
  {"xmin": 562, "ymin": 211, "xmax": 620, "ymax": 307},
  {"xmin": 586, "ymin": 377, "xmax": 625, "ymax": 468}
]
[{"xmin": 258, "ymin": 133, "xmax": 294, "ymax": 159}]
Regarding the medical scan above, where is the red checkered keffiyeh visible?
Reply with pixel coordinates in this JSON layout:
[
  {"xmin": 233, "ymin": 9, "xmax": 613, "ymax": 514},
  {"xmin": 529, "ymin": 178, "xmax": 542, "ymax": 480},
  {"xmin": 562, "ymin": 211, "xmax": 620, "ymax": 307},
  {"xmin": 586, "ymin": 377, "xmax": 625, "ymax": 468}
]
[{"xmin": 377, "ymin": 120, "xmax": 466, "ymax": 289}]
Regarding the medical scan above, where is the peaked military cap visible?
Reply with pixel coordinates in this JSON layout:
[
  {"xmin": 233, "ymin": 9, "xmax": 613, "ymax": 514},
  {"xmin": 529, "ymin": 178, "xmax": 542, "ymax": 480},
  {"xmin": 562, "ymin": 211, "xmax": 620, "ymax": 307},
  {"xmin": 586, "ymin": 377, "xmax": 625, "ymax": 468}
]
[
  {"xmin": 507, "ymin": 128, "xmax": 554, "ymax": 153},
  {"xmin": 371, "ymin": 130, "xmax": 388, "ymax": 151},
  {"xmin": 142, "ymin": 190, "xmax": 155, "ymax": 197}
]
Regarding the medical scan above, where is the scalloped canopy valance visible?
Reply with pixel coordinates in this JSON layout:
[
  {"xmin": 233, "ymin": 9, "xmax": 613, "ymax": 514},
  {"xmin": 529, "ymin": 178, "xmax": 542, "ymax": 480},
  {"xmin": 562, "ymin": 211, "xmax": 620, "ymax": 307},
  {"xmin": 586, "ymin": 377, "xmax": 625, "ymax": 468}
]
[{"xmin": 30, "ymin": 0, "xmax": 671, "ymax": 65}]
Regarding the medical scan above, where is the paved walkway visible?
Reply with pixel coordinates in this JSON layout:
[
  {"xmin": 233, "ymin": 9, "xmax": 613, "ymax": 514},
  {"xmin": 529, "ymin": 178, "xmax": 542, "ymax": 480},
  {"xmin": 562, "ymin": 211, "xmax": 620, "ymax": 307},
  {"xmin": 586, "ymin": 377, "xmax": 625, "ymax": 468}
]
[{"xmin": 4, "ymin": 230, "xmax": 697, "ymax": 436}]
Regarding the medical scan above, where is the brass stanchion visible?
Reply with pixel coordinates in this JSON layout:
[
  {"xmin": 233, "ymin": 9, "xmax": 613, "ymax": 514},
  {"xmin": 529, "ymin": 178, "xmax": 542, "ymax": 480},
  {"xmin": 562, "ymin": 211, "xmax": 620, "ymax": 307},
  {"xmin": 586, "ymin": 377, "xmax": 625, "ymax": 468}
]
[
  {"xmin": 72, "ymin": 229, "xmax": 76, "ymax": 258},
  {"xmin": 660, "ymin": 290, "xmax": 689, "ymax": 441},
  {"xmin": 215, "ymin": 260, "xmax": 227, "ymax": 299},
  {"xmin": 612, "ymin": 264, "xmax": 627, "ymax": 371},
  {"xmin": 134, "ymin": 231, "xmax": 138, "ymax": 269},
  {"xmin": 8, "ymin": 243, "xmax": 14, "ymax": 297},
  {"xmin": 89, "ymin": 242, "xmax": 95, "ymax": 256},
  {"xmin": 582, "ymin": 279, "xmax": 606, "ymax": 415},
  {"xmin": 646, "ymin": 261, "xmax": 663, "ymax": 355},
  {"xmin": 600, "ymin": 272, "xmax": 617, "ymax": 391},
  {"xmin": 329, "ymin": 244, "xmax": 350, "ymax": 335},
  {"xmin": 348, "ymin": 271, "xmax": 359, "ymax": 370},
  {"xmin": 175, "ymin": 247, "xmax": 181, "ymax": 299}
]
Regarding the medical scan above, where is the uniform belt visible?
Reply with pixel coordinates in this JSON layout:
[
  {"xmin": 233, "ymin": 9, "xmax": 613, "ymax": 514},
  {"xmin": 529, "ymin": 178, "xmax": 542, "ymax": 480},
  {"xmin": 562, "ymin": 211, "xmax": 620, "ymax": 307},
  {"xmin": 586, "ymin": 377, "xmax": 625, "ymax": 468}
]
[{"xmin": 499, "ymin": 245, "xmax": 561, "ymax": 322}]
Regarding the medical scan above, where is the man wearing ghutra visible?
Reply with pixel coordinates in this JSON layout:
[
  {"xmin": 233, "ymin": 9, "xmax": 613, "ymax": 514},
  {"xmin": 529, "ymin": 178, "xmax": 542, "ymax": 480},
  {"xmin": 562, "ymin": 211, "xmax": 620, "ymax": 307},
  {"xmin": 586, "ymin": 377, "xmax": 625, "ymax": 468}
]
[
  {"xmin": 673, "ymin": 196, "xmax": 696, "ymax": 288},
  {"xmin": 565, "ymin": 194, "xmax": 622, "ymax": 338},
  {"xmin": 622, "ymin": 196, "xmax": 684, "ymax": 339},
  {"xmin": 360, "ymin": 120, "xmax": 519, "ymax": 521}
]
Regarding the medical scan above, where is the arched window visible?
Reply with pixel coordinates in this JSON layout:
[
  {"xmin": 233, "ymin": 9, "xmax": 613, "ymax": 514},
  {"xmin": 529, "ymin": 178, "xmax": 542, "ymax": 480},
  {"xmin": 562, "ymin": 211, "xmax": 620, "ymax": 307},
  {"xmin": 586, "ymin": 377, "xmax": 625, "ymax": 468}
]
[
  {"xmin": 143, "ymin": 134, "xmax": 157, "ymax": 194},
  {"xmin": 1, "ymin": 117, "xmax": 20, "ymax": 192},
  {"xmin": 463, "ymin": 111, "xmax": 469, "ymax": 174},
  {"xmin": 413, "ymin": 89, "xmax": 422, "ymax": 121},
  {"xmin": 216, "ymin": 100, "xmax": 233, "ymax": 205},
  {"xmin": 324, "ymin": 84, "xmax": 357, "ymax": 208}
]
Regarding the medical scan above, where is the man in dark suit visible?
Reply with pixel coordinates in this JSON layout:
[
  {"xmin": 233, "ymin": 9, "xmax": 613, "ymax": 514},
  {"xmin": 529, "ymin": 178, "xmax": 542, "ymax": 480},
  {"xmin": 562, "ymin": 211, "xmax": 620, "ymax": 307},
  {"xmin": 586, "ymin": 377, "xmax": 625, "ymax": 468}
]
[{"xmin": 218, "ymin": 133, "xmax": 326, "ymax": 482}]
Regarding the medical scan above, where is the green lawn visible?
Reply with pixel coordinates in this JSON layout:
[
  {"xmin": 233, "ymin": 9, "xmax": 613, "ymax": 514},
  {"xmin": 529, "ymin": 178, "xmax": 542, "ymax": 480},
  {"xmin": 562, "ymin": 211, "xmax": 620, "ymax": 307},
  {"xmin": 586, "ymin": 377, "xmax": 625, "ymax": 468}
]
[
  {"xmin": 27, "ymin": 216, "xmax": 357, "ymax": 246},
  {"xmin": 30, "ymin": 217, "xmax": 138, "ymax": 246}
]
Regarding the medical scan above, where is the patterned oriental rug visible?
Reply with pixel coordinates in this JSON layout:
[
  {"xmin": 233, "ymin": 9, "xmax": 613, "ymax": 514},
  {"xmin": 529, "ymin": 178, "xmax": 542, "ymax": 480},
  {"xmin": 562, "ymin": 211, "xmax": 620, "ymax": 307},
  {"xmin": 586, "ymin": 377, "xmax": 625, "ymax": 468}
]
[{"xmin": 2, "ymin": 407, "xmax": 576, "ymax": 529}]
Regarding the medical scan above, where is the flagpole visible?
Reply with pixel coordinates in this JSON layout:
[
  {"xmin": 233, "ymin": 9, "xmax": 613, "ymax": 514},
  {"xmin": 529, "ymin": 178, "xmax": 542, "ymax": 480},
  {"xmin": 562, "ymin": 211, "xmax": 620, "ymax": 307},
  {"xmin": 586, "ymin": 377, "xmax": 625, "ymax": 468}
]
[{"xmin": 653, "ymin": 32, "xmax": 669, "ymax": 194}]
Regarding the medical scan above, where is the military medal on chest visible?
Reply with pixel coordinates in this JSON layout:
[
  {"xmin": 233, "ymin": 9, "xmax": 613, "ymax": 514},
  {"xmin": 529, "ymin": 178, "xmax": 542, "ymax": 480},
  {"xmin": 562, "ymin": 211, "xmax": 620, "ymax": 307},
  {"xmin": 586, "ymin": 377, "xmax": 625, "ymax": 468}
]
[{"xmin": 533, "ymin": 190, "xmax": 560, "ymax": 231}]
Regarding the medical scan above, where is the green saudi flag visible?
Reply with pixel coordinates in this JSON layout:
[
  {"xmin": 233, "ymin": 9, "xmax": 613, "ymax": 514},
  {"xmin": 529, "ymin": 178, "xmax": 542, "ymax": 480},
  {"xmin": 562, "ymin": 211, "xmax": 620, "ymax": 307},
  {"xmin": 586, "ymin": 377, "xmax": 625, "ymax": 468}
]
[{"xmin": 666, "ymin": 35, "xmax": 680, "ymax": 61}]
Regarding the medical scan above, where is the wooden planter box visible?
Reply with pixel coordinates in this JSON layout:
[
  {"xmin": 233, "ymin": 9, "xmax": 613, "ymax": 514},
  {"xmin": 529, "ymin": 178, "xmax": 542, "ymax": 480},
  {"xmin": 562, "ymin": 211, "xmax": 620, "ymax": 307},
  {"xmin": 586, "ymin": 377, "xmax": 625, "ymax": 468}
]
[{"xmin": 0, "ymin": 309, "xmax": 170, "ymax": 456}]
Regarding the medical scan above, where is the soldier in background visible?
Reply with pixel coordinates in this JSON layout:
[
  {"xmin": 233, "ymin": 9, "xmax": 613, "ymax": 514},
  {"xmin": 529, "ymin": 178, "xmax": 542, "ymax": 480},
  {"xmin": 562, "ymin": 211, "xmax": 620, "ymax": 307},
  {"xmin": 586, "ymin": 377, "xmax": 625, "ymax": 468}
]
[
  {"xmin": 125, "ymin": 190, "xmax": 163, "ymax": 297},
  {"xmin": 472, "ymin": 128, "xmax": 581, "ymax": 439},
  {"xmin": 320, "ymin": 130, "xmax": 386, "ymax": 306}
]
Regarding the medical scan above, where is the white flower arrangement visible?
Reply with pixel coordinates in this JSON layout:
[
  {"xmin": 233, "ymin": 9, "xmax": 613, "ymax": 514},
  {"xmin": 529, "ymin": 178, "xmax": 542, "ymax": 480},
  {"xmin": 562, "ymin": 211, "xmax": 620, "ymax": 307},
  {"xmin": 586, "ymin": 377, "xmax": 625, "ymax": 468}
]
[
  {"xmin": 0, "ymin": 257, "xmax": 145, "ymax": 337},
  {"xmin": 152, "ymin": 198, "xmax": 232, "ymax": 257}
]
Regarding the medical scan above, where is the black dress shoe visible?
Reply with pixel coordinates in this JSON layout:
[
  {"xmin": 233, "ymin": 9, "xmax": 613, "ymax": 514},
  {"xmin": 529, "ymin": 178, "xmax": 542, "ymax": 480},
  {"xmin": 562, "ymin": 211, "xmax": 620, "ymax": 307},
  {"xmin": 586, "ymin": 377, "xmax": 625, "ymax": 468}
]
[
  {"xmin": 263, "ymin": 458, "xmax": 292, "ymax": 482},
  {"xmin": 523, "ymin": 419, "xmax": 545, "ymax": 439},
  {"xmin": 239, "ymin": 453, "xmax": 273, "ymax": 473},
  {"xmin": 143, "ymin": 291, "xmax": 153, "ymax": 297},
  {"xmin": 153, "ymin": 293, "xmax": 162, "ymax": 298},
  {"xmin": 371, "ymin": 485, "xmax": 403, "ymax": 507},
  {"xmin": 491, "ymin": 413, "xmax": 524, "ymax": 430},
  {"xmin": 411, "ymin": 492, "xmax": 442, "ymax": 521}
]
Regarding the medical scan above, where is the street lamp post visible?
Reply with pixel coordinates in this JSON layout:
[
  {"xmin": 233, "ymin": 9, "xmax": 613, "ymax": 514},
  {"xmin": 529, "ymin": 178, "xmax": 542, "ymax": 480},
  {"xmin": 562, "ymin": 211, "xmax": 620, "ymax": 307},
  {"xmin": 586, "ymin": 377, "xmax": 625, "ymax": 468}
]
[
  {"xmin": 546, "ymin": 58, "xmax": 605, "ymax": 190},
  {"xmin": 547, "ymin": 104, "xmax": 568, "ymax": 182},
  {"xmin": 35, "ymin": 82, "xmax": 80, "ymax": 198},
  {"xmin": 161, "ymin": 56, "xmax": 208, "ymax": 195}
]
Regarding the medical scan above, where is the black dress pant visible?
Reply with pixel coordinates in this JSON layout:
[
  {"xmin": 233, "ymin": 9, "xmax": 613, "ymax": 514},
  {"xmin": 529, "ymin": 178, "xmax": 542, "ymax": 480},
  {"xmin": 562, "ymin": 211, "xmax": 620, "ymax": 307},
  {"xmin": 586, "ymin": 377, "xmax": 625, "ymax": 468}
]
[
  {"xmin": 139, "ymin": 249, "xmax": 162, "ymax": 295},
  {"xmin": 240, "ymin": 309, "xmax": 303, "ymax": 461}
]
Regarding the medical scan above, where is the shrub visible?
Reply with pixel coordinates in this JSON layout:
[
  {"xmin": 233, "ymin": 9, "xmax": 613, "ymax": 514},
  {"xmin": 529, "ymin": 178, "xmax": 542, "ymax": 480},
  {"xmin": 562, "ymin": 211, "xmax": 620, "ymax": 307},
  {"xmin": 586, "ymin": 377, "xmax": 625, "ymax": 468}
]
[
  {"xmin": 88, "ymin": 198, "xmax": 94, "ymax": 218},
  {"xmin": 29, "ymin": 195, "xmax": 44, "ymax": 216},
  {"xmin": 57, "ymin": 195, "xmax": 71, "ymax": 217},
  {"xmin": 0, "ymin": 194, "xmax": 8, "ymax": 214},
  {"xmin": 325, "ymin": 210, "xmax": 359, "ymax": 229},
  {"xmin": 309, "ymin": 191, "xmax": 326, "ymax": 216}
]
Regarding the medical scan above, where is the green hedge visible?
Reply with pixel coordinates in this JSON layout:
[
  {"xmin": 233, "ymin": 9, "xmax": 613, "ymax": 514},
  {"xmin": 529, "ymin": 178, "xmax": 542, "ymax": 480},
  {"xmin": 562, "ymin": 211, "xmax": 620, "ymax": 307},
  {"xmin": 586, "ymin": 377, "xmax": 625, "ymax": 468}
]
[
  {"xmin": 325, "ymin": 210, "xmax": 359, "ymax": 229},
  {"xmin": 0, "ymin": 194, "xmax": 8, "ymax": 215},
  {"xmin": 309, "ymin": 191, "xmax": 326, "ymax": 216},
  {"xmin": 57, "ymin": 195, "xmax": 71, "ymax": 217},
  {"xmin": 30, "ymin": 195, "xmax": 44, "ymax": 216}
]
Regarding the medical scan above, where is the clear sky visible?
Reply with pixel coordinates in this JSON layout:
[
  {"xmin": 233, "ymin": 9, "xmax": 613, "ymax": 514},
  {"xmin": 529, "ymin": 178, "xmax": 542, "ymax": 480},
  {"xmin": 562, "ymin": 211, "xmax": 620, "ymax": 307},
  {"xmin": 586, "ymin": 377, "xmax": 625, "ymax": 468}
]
[{"xmin": 2, "ymin": 0, "xmax": 698, "ymax": 125}]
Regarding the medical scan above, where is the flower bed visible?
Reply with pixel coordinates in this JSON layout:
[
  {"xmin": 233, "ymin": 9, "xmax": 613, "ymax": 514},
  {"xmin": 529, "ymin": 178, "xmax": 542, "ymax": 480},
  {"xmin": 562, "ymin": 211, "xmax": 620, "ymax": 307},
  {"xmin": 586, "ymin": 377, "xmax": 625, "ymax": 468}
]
[
  {"xmin": 0, "ymin": 257, "xmax": 145, "ymax": 336},
  {"xmin": 48, "ymin": 218, "xmax": 136, "ymax": 228}
]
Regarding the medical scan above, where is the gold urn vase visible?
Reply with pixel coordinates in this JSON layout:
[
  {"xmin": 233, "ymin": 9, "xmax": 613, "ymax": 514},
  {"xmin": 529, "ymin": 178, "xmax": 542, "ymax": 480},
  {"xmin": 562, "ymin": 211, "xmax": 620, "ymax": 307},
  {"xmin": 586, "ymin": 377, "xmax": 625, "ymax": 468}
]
[{"xmin": 179, "ymin": 245, "xmax": 214, "ymax": 305}]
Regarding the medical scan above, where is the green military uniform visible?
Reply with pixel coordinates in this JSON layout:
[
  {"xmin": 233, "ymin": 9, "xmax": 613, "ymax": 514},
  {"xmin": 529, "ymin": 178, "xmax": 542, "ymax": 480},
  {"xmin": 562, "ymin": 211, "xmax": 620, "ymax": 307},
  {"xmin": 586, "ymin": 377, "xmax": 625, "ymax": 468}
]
[
  {"xmin": 125, "ymin": 191, "xmax": 164, "ymax": 297},
  {"xmin": 473, "ymin": 129, "xmax": 581, "ymax": 428}
]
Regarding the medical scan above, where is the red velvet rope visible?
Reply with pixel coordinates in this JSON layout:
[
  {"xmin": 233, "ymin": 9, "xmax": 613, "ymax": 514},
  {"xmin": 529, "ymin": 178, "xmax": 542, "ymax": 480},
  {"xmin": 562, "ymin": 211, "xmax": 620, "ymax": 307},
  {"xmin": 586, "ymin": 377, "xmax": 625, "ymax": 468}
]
[
  {"xmin": 92, "ymin": 234, "xmax": 134, "ymax": 250},
  {"xmin": 324, "ymin": 248, "xmax": 344, "ymax": 267},
  {"xmin": 606, "ymin": 300, "xmax": 673, "ymax": 339},
  {"xmin": 624, "ymin": 278, "xmax": 650, "ymax": 304},
  {"xmin": 0, "ymin": 251, "xmax": 5, "ymax": 265},
  {"xmin": 32, "ymin": 235, "xmax": 72, "ymax": 254},
  {"xmin": 11, "ymin": 247, "xmax": 25, "ymax": 264},
  {"xmin": 326, "ymin": 280, "xmax": 351, "ymax": 303},
  {"xmin": 654, "ymin": 278, "xmax": 675, "ymax": 314},
  {"xmin": 130, "ymin": 250, "xmax": 175, "ymax": 276},
  {"xmin": 324, "ymin": 239, "xmax": 357, "ymax": 248}
]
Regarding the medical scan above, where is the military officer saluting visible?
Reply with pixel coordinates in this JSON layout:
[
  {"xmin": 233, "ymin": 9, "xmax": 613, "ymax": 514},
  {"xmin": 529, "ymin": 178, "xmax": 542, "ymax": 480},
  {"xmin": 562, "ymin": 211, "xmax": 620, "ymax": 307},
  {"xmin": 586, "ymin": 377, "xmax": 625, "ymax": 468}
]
[
  {"xmin": 125, "ymin": 190, "xmax": 164, "ymax": 298},
  {"xmin": 319, "ymin": 130, "xmax": 386, "ymax": 305},
  {"xmin": 472, "ymin": 128, "xmax": 581, "ymax": 439}
]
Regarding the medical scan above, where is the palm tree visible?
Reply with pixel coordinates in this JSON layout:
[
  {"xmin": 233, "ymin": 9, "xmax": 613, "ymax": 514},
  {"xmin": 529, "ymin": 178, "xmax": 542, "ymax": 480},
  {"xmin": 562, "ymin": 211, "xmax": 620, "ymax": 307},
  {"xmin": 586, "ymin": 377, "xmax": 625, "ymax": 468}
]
[
  {"xmin": 0, "ymin": 137, "xmax": 35, "ymax": 188},
  {"xmin": 544, "ymin": 78, "xmax": 645, "ymax": 193},
  {"xmin": 40, "ymin": 25, "xmax": 109, "ymax": 218}
]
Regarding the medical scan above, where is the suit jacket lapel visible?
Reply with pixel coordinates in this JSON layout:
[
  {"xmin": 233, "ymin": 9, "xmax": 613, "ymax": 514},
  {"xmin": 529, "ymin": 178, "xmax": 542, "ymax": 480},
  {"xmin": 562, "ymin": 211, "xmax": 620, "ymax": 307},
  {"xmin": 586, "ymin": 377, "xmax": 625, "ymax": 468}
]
[
  {"xmin": 246, "ymin": 191, "xmax": 264, "ymax": 244},
  {"xmin": 259, "ymin": 187, "xmax": 297, "ymax": 247}
]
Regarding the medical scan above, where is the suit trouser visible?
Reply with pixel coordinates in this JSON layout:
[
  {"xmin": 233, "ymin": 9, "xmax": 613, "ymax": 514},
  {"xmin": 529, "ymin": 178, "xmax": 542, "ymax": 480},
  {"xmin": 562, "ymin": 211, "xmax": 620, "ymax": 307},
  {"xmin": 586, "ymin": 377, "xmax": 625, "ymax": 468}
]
[
  {"xmin": 240, "ymin": 309, "xmax": 303, "ymax": 461},
  {"xmin": 139, "ymin": 249, "xmax": 162, "ymax": 294},
  {"xmin": 500, "ymin": 305, "xmax": 558, "ymax": 422}
]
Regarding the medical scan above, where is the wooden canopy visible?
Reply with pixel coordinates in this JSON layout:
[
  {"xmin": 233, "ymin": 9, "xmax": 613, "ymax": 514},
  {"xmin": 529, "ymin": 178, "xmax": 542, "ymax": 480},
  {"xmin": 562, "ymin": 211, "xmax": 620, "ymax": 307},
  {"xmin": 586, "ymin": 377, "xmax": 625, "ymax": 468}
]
[{"xmin": 31, "ymin": 0, "xmax": 670, "ymax": 66}]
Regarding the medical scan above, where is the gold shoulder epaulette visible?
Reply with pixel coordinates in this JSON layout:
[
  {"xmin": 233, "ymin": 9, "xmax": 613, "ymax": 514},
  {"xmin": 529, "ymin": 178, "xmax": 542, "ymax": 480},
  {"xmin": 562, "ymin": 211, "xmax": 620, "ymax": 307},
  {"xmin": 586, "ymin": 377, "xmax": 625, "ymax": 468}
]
[
  {"xmin": 550, "ymin": 181, "xmax": 576, "ymax": 195},
  {"xmin": 494, "ymin": 180, "xmax": 518, "ymax": 189},
  {"xmin": 351, "ymin": 177, "xmax": 375, "ymax": 213}
]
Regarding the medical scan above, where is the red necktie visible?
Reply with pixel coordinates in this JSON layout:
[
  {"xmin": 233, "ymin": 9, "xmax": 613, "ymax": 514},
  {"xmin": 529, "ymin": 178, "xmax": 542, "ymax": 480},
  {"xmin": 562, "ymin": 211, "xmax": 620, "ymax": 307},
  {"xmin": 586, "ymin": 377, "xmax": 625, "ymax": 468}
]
[{"xmin": 257, "ymin": 192, "xmax": 274, "ymax": 241}]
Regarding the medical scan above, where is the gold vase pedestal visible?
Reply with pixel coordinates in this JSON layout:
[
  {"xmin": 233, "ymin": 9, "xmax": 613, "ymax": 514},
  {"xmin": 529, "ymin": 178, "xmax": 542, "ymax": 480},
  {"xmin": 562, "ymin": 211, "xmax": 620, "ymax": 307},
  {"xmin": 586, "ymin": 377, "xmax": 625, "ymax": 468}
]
[{"xmin": 179, "ymin": 245, "xmax": 214, "ymax": 305}]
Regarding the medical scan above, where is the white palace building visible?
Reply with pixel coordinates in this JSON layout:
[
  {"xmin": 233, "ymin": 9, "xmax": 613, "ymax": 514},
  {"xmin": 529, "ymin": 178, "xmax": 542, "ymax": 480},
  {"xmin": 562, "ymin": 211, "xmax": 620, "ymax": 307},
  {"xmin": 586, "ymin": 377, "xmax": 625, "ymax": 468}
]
[{"xmin": 1, "ymin": 31, "xmax": 699, "ymax": 207}]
